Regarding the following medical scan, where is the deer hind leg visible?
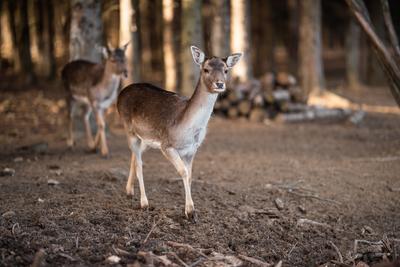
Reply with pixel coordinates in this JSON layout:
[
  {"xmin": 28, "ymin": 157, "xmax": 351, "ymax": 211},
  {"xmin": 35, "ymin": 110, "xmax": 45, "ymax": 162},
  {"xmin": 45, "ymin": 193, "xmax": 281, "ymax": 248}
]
[
  {"xmin": 94, "ymin": 109, "xmax": 109, "ymax": 157},
  {"xmin": 66, "ymin": 99, "xmax": 76, "ymax": 148},
  {"xmin": 83, "ymin": 104, "xmax": 95, "ymax": 150},
  {"xmin": 162, "ymin": 148, "xmax": 196, "ymax": 221}
]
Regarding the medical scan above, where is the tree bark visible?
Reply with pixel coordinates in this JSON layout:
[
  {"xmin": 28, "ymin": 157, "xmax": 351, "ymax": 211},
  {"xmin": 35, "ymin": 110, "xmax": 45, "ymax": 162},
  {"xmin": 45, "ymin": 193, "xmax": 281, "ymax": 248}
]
[
  {"xmin": 6, "ymin": 0, "xmax": 20, "ymax": 72},
  {"xmin": 298, "ymin": 0, "xmax": 325, "ymax": 99},
  {"xmin": 287, "ymin": 0, "xmax": 299, "ymax": 75},
  {"xmin": 32, "ymin": 0, "xmax": 56, "ymax": 79},
  {"xmin": 210, "ymin": 0, "xmax": 230, "ymax": 57},
  {"xmin": 345, "ymin": 19, "xmax": 361, "ymax": 89},
  {"xmin": 69, "ymin": 0, "xmax": 103, "ymax": 63},
  {"xmin": 18, "ymin": 0, "xmax": 35, "ymax": 82},
  {"xmin": 120, "ymin": 0, "xmax": 141, "ymax": 85},
  {"xmin": 251, "ymin": 0, "xmax": 274, "ymax": 76},
  {"xmin": 181, "ymin": 0, "xmax": 203, "ymax": 96},
  {"xmin": 163, "ymin": 0, "xmax": 177, "ymax": 91},
  {"xmin": 230, "ymin": 0, "xmax": 252, "ymax": 82},
  {"xmin": 139, "ymin": 0, "xmax": 152, "ymax": 81}
]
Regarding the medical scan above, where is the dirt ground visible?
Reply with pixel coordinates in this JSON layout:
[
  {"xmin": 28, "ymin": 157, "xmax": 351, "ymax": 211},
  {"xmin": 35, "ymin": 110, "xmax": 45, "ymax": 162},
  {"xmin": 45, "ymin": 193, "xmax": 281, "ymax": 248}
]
[{"xmin": 0, "ymin": 83, "xmax": 400, "ymax": 267}]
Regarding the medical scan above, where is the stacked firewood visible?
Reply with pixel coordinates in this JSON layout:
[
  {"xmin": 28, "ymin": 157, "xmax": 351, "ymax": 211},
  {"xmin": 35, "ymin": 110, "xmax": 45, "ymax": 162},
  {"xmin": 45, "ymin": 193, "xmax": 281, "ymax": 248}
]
[
  {"xmin": 214, "ymin": 72, "xmax": 303, "ymax": 122},
  {"xmin": 215, "ymin": 72, "xmax": 364, "ymax": 124}
]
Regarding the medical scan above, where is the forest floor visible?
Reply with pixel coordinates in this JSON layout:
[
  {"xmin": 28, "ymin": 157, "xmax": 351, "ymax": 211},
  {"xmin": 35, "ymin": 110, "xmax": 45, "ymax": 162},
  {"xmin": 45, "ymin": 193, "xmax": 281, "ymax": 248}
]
[{"xmin": 0, "ymin": 82, "xmax": 400, "ymax": 267}]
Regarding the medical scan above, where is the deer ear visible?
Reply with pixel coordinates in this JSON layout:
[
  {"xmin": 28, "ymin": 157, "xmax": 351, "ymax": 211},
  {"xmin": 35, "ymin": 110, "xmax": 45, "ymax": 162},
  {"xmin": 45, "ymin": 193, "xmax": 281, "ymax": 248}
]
[
  {"xmin": 226, "ymin": 53, "xmax": 243, "ymax": 68},
  {"xmin": 190, "ymin": 46, "xmax": 205, "ymax": 66},
  {"xmin": 122, "ymin": 40, "xmax": 130, "ymax": 51}
]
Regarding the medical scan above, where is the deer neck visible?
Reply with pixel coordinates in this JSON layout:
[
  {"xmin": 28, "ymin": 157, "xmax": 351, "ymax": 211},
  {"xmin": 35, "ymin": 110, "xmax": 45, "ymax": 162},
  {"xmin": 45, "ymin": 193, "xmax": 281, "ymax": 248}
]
[
  {"xmin": 96, "ymin": 61, "xmax": 120, "ymax": 94},
  {"xmin": 180, "ymin": 79, "xmax": 218, "ymax": 129}
]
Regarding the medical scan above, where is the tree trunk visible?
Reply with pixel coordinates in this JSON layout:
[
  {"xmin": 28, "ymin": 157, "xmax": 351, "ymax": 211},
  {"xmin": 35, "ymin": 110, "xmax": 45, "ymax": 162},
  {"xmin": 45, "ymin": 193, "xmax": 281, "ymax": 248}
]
[
  {"xmin": 251, "ymin": 0, "xmax": 274, "ymax": 76},
  {"xmin": 18, "ymin": 0, "xmax": 35, "ymax": 82},
  {"xmin": 139, "ymin": 0, "xmax": 152, "ymax": 81},
  {"xmin": 210, "ymin": 0, "xmax": 230, "ymax": 57},
  {"xmin": 6, "ymin": 0, "xmax": 20, "ymax": 73},
  {"xmin": 120, "ymin": 0, "xmax": 141, "ymax": 85},
  {"xmin": 163, "ymin": 0, "xmax": 177, "ymax": 91},
  {"xmin": 287, "ymin": 0, "xmax": 299, "ymax": 75},
  {"xmin": 345, "ymin": 19, "xmax": 361, "ymax": 89},
  {"xmin": 230, "ymin": 0, "xmax": 251, "ymax": 82},
  {"xmin": 54, "ymin": 1, "xmax": 70, "ymax": 67},
  {"xmin": 181, "ymin": 0, "xmax": 203, "ymax": 96},
  {"xmin": 364, "ymin": 0, "xmax": 386, "ymax": 86},
  {"xmin": 298, "ymin": 0, "xmax": 325, "ymax": 99},
  {"xmin": 150, "ymin": 0, "xmax": 164, "ymax": 84},
  {"xmin": 69, "ymin": 0, "xmax": 103, "ymax": 63},
  {"xmin": 32, "ymin": 0, "xmax": 56, "ymax": 79}
]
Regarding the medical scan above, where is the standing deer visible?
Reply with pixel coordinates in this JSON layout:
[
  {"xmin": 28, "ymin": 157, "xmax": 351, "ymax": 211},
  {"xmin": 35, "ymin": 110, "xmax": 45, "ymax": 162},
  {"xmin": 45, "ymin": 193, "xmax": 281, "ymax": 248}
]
[
  {"xmin": 117, "ymin": 46, "xmax": 242, "ymax": 220},
  {"xmin": 62, "ymin": 44, "xmax": 128, "ymax": 157}
]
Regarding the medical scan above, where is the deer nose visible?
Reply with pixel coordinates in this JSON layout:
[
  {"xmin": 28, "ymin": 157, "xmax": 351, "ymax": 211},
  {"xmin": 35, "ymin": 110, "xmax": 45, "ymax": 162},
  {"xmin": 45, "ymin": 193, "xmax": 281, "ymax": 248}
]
[{"xmin": 215, "ymin": 82, "xmax": 225, "ymax": 89}]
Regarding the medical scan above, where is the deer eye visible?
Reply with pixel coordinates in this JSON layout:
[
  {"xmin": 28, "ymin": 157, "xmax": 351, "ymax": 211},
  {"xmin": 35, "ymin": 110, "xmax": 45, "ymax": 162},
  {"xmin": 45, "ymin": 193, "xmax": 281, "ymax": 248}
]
[
  {"xmin": 204, "ymin": 68, "xmax": 210, "ymax": 73},
  {"xmin": 224, "ymin": 69, "xmax": 228, "ymax": 74}
]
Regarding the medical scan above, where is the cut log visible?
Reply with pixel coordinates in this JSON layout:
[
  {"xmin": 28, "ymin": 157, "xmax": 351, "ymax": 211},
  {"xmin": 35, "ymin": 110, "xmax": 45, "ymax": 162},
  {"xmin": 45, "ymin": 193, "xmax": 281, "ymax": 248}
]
[
  {"xmin": 227, "ymin": 89, "xmax": 242, "ymax": 103},
  {"xmin": 227, "ymin": 106, "xmax": 239, "ymax": 119},
  {"xmin": 219, "ymin": 98, "xmax": 232, "ymax": 111},
  {"xmin": 276, "ymin": 72, "xmax": 297, "ymax": 87},
  {"xmin": 273, "ymin": 89, "xmax": 291, "ymax": 102},
  {"xmin": 238, "ymin": 100, "xmax": 252, "ymax": 115},
  {"xmin": 249, "ymin": 107, "xmax": 265, "ymax": 122},
  {"xmin": 277, "ymin": 107, "xmax": 352, "ymax": 123}
]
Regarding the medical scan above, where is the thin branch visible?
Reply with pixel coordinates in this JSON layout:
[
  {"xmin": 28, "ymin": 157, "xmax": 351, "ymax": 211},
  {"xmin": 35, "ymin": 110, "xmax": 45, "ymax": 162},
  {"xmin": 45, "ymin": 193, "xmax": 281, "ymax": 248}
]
[
  {"xmin": 328, "ymin": 241, "xmax": 344, "ymax": 263},
  {"xmin": 142, "ymin": 217, "xmax": 163, "ymax": 245},
  {"xmin": 346, "ymin": 0, "xmax": 400, "ymax": 106},
  {"xmin": 380, "ymin": 0, "xmax": 400, "ymax": 62}
]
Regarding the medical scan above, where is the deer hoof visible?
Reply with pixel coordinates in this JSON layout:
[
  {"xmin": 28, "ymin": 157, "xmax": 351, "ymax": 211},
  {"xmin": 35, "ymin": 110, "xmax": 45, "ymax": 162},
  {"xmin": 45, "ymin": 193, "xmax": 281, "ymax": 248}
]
[
  {"xmin": 140, "ymin": 198, "xmax": 149, "ymax": 209},
  {"xmin": 126, "ymin": 187, "xmax": 134, "ymax": 197},
  {"xmin": 185, "ymin": 210, "xmax": 198, "ymax": 223},
  {"xmin": 101, "ymin": 152, "xmax": 110, "ymax": 159}
]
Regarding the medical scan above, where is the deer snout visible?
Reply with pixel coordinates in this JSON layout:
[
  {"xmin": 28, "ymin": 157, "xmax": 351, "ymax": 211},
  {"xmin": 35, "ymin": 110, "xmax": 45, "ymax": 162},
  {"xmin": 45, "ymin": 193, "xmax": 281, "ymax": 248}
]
[{"xmin": 214, "ymin": 82, "xmax": 225, "ymax": 90}]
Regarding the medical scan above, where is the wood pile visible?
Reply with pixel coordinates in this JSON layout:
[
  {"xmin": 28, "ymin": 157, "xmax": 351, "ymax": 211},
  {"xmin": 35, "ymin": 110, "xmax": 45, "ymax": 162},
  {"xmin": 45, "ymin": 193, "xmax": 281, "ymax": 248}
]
[
  {"xmin": 215, "ymin": 72, "xmax": 363, "ymax": 124},
  {"xmin": 214, "ymin": 72, "xmax": 303, "ymax": 122}
]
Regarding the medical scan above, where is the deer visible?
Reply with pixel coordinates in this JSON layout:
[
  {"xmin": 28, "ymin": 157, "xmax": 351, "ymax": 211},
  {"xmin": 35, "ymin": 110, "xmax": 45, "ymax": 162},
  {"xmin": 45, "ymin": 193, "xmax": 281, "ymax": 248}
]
[
  {"xmin": 61, "ymin": 43, "xmax": 128, "ymax": 157},
  {"xmin": 117, "ymin": 46, "xmax": 242, "ymax": 221}
]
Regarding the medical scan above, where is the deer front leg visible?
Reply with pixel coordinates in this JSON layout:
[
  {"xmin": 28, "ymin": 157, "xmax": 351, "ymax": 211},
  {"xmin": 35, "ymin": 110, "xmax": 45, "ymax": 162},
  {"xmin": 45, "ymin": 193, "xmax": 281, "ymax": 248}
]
[
  {"xmin": 94, "ymin": 109, "xmax": 109, "ymax": 157},
  {"xmin": 66, "ymin": 99, "xmax": 76, "ymax": 148},
  {"xmin": 162, "ymin": 148, "xmax": 196, "ymax": 222},
  {"xmin": 83, "ymin": 104, "xmax": 95, "ymax": 150}
]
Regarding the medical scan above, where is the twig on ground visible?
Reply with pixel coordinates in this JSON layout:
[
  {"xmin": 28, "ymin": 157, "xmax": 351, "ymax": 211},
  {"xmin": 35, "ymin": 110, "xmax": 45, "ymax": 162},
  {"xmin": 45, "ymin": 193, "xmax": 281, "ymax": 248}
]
[
  {"xmin": 289, "ymin": 191, "xmax": 341, "ymax": 205},
  {"xmin": 59, "ymin": 253, "xmax": 77, "ymax": 261},
  {"xmin": 166, "ymin": 241, "xmax": 210, "ymax": 259},
  {"xmin": 11, "ymin": 223, "xmax": 20, "ymax": 236},
  {"xmin": 328, "ymin": 241, "xmax": 344, "ymax": 263},
  {"xmin": 285, "ymin": 242, "xmax": 298, "ymax": 259},
  {"xmin": 142, "ymin": 217, "xmax": 163, "ymax": 245},
  {"xmin": 168, "ymin": 252, "xmax": 189, "ymax": 267},
  {"xmin": 297, "ymin": 218, "xmax": 330, "ymax": 228},
  {"xmin": 188, "ymin": 257, "xmax": 205, "ymax": 267},
  {"xmin": 238, "ymin": 254, "xmax": 272, "ymax": 266},
  {"xmin": 112, "ymin": 245, "xmax": 131, "ymax": 256},
  {"xmin": 30, "ymin": 249, "xmax": 45, "ymax": 267}
]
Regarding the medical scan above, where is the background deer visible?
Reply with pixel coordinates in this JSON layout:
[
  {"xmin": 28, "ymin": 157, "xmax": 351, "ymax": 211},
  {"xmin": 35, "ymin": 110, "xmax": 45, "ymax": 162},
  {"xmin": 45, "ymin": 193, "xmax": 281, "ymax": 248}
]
[
  {"xmin": 62, "ymin": 44, "xmax": 128, "ymax": 157},
  {"xmin": 117, "ymin": 46, "xmax": 242, "ymax": 221}
]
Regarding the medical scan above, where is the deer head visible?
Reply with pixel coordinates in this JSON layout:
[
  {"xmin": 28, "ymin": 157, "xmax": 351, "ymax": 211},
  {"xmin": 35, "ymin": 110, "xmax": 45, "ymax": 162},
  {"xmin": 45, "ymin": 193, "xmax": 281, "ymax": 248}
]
[
  {"xmin": 102, "ymin": 42, "xmax": 129, "ymax": 78},
  {"xmin": 191, "ymin": 46, "xmax": 242, "ymax": 94}
]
